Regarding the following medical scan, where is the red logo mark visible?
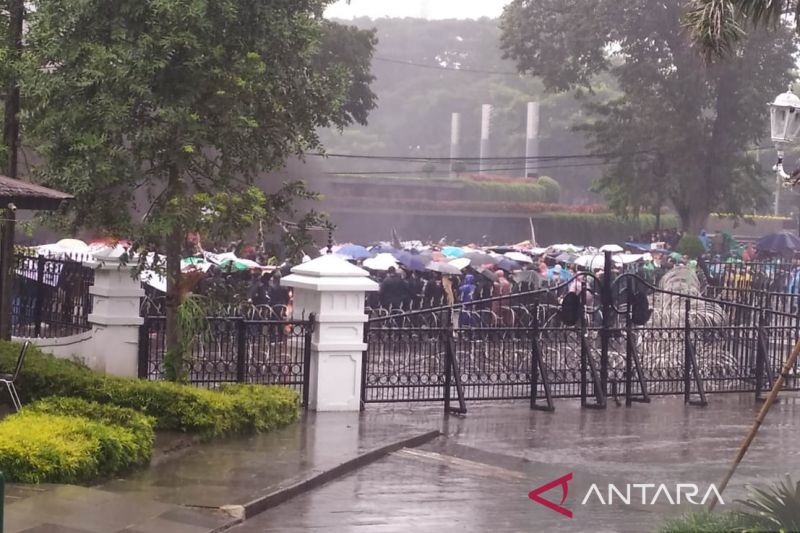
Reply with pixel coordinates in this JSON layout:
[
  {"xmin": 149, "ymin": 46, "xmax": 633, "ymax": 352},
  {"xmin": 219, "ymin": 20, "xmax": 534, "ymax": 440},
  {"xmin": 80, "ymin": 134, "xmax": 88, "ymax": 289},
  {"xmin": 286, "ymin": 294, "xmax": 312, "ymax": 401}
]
[{"xmin": 528, "ymin": 473, "xmax": 574, "ymax": 518}]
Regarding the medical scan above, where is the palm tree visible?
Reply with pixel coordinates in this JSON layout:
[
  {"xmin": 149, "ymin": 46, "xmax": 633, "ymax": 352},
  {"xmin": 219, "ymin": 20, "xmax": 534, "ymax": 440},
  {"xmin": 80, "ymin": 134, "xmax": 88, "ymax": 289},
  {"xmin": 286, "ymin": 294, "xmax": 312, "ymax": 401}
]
[{"xmin": 685, "ymin": 0, "xmax": 799, "ymax": 60}]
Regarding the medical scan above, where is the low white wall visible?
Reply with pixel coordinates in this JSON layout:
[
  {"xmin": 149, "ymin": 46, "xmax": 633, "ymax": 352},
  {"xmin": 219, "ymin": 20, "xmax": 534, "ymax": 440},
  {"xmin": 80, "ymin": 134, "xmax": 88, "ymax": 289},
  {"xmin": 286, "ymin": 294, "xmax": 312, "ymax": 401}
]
[{"xmin": 13, "ymin": 330, "xmax": 97, "ymax": 371}]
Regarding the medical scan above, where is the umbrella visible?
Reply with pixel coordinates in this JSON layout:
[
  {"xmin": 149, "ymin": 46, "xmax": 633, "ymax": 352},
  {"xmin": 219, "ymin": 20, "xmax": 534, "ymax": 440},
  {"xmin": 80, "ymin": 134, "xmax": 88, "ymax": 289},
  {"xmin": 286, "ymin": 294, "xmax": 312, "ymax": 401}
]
[
  {"xmin": 756, "ymin": 231, "xmax": 800, "ymax": 254},
  {"xmin": 599, "ymin": 244, "xmax": 624, "ymax": 253},
  {"xmin": 363, "ymin": 253, "xmax": 398, "ymax": 271},
  {"xmin": 369, "ymin": 244, "xmax": 399, "ymax": 255},
  {"xmin": 335, "ymin": 244, "xmax": 372, "ymax": 260},
  {"xmin": 514, "ymin": 270, "xmax": 543, "ymax": 284},
  {"xmin": 504, "ymin": 251, "xmax": 534, "ymax": 264},
  {"xmin": 476, "ymin": 267, "xmax": 497, "ymax": 283},
  {"xmin": 465, "ymin": 252, "xmax": 498, "ymax": 267},
  {"xmin": 394, "ymin": 251, "xmax": 426, "ymax": 272},
  {"xmin": 555, "ymin": 253, "xmax": 576, "ymax": 264},
  {"xmin": 496, "ymin": 258, "xmax": 521, "ymax": 272},
  {"xmin": 56, "ymin": 238, "xmax": 90, "ymax": 251},
  {"xmin": 450, "ymin": 257, "xmax": 471, "ymax": 270},
  {"xmin": 442, "ymin": 246, "xmax": 466, "ymax": 258},
  {"xmin": 551, "ymin": 244, "xmax": 583, "ymax": 253},
  {"xmin": 426, "ymin": 262, "xmax": 462, "ymax": 275},
  {"xmin": 574, "ymin": 254, "xmax": 607, "ymax": 270}
]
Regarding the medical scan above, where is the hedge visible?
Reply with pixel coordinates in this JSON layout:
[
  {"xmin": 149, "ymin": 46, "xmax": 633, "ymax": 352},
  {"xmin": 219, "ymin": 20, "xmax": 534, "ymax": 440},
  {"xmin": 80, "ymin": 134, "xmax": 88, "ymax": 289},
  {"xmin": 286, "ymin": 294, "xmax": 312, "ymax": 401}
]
[
  {"xmin": 0, "ymin": 399, "xmax": 154, "ymax": 484},
  {"xmin": 461, "ymin": 176, "xmax": 561, "ymax": 204},
  {"xmin": 658, "ymin": 511, "xmax": 743, "ymax": 533},
  {"xmin": 0, "ymin": 341, "xmax": 300, "ymax": 438},
  {"xmin": 531, "ymin": 213, "xmax": 680, "ymax": 246}
]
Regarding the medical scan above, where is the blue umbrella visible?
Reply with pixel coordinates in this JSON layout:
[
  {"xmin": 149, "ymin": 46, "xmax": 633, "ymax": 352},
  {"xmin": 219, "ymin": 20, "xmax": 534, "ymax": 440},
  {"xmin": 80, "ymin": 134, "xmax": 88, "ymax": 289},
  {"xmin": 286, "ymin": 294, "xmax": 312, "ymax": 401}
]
[
  {"xmin": 442, "ymin": 246, "xmax": 465, "ymax": 258},
  {"xmin": 370, "ymin": 244, "xmax": 399, "ymax": 255},
  {"xmin": 757, "ymin": 232, "xmax": 800, "ymax": 254},
  {"xmin": 496, "ymin": 258, "xmax": 521, "ymax": 272},
  {"xmin": 394, "ymin": 251, "xmax": 427, "ymax": 272},
  {"xmin": 335, "ymin": 244, "xmax": 373, "ymax": 260}
]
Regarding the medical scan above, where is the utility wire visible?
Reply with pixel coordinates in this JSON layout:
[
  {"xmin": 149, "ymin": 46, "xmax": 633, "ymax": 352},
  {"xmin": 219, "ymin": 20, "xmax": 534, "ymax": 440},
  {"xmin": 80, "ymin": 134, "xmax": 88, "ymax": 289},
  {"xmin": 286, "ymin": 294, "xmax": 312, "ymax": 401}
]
[
  {"xmin": 372, "ymin": 56, "xmax": 522, "ymax": 76},
  {"xmin": 312, "ymin": 149, "xmax": 655, "ymax": 163},
  {"xmin": 324, "ymin": 160, "xmax": 646, "ymax": 176}
]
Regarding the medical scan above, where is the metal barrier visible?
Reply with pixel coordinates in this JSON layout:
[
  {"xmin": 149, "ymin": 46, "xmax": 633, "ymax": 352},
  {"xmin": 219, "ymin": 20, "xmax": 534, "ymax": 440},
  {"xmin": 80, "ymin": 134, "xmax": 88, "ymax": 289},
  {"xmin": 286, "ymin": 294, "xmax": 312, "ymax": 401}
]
[
  {"xmin": 12, "ymin": 254, "xmax": 94, "ymax": 338},
  {"xmin": 138, "ymin": 314, "xmax": 314, "ymax": 404},
  {"xmin": 360, "ymin": 256, "xmax": 800, "ymax": 412}
]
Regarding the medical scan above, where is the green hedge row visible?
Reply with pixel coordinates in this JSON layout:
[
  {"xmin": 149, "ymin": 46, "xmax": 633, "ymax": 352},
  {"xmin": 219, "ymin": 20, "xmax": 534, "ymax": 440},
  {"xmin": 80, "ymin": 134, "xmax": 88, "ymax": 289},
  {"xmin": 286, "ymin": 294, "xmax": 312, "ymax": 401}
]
[
  {"xmin": 0, "ymin": 341, "xmax": 300, "ymax": 438},
  {"xmin": 462, "ymin": 176, "xmax": 560, "ymax": 204},
  {"xmin": 0, "ymin": 397, "xmax": 154, "ymax": 483},
  {"xmin": 532, "ymin": 213, "xmax": 680, "ymax": 246}
]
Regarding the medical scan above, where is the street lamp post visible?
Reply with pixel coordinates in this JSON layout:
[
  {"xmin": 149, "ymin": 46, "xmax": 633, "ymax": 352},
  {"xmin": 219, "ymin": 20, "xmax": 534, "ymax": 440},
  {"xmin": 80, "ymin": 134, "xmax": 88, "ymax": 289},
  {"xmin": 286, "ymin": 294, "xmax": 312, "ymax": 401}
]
[{"xmin": 770, "ymin": 86, "xmax": 800, "ymax": 188}]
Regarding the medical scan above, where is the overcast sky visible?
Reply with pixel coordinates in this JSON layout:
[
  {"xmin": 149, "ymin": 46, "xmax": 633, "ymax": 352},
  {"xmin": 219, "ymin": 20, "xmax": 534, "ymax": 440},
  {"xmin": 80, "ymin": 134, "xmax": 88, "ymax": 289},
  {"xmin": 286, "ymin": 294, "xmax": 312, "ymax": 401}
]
[{"xmin": 325, "ymin": 0, "xmax": 510, "ymax": 20}]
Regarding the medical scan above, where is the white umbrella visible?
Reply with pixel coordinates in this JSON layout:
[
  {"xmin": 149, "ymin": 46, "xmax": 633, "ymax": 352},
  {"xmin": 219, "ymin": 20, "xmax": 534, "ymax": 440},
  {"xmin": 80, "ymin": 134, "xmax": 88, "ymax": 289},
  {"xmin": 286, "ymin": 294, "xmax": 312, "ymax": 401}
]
[
  {"xmin": 56, "ymin": 238, "xmax": 90, "ymax": 252},
  {"xmin": 615, "ymin": 254, "xmax": 644, "ymax": 265},
  {"xmin": 551, "ymin": 244, "xmax": 584, "ymax": 253},
  {"xmin": 599, "ymin": 244, "xmax": 624, "ymax": 253},
  {"xmin": 363, "ymin": 253, "xmax": 398, "ymax": 271},
  {"xmin": 449, "ymin": 257, "xmax": 471, "ymax": 270},
  {"xmin": 574, "ymin": 254, "xmax": 607, "ymax": 269},
  {"xmin": 504, "ymin": 251, "xmax": 534, "ymax": 264}
]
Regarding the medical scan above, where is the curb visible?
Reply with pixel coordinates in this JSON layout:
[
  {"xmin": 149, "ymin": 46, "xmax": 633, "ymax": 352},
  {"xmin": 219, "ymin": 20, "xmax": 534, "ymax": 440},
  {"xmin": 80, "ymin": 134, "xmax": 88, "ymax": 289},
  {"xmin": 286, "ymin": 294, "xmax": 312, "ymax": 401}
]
[{"xmin": 222, "ymin": 429, "xmax": 441, "ymax": 526}]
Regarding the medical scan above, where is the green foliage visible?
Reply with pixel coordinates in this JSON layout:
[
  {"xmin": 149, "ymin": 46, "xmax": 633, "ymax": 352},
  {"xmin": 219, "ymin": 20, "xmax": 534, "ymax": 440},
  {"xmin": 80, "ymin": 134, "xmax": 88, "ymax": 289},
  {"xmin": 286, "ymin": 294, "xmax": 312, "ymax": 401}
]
[
  {"xmin": 537, "ymin": 176, "xmax": 561, "ymax": 203},
  {"xmin": 500, "ymin": 0, "xmax": 797, "ymax": 232},
  {"xmin": 738, "ymin": 475, "xmax": 800, "ymax": 532},
  {"xmin": 26, "ymin": 397, "xmax": 154, "ymax": 466},
  {"xmin": 0, "ymin": 341, "xmax": 300, "ymax": 438},
  {"xmin": 658, "ymin": 510, "xmax": 744, "ymax": 533},
  {"xmin": 421, "ymin": 162, "xmax": 437, "ymax": 176},
  {"xmin": 462, "ymin": 180, "xmax": 550, "ymax": 203},
  {"xmin": 676, "ymin": 234, "xmax": 707, "ymax": 259},
  {"xmin": 165, "ymin": 293, "xmax": 211, "ymax": 382},
  {"xmin": 532, "ymin": 213, "xmax": 679, "ymax": 246},
  {"xmin": 0, "ymin": 409, "xmax": 152, "ymax": 484}
]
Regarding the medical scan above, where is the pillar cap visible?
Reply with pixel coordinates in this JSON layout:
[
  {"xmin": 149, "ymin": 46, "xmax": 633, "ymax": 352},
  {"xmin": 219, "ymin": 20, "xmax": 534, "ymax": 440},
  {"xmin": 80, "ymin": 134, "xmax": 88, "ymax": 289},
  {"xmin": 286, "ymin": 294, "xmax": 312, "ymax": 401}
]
[
  {"xmin": 282, "ymin": 255, "xmax": 378, "ymax": 292},
  {"xmin": 289, "ymin": 254, "xmax": 371, "ymax": 278}
]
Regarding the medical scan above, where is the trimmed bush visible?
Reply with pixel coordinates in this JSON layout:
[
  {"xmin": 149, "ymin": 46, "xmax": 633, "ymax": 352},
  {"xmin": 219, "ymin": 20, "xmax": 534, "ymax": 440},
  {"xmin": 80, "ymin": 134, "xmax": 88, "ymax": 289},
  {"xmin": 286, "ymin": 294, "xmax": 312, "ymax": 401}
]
[
  {"xmin": 27, "ymin": 397, "xmax": 155, "ymax": 463},
  {"xmin": 0, "ymin": 410, "xmax": 152, "ymax": 484},
  {"xmin": 536, "ymin": 176, "xmax": 561, "ymax": 203},
  {"xmin": 675, "ymin": 234, "xmax": 706, "ymax": 259},
  {"xmin": 0, "ymin": 341, "xmax": 300, "ymax": 438}
]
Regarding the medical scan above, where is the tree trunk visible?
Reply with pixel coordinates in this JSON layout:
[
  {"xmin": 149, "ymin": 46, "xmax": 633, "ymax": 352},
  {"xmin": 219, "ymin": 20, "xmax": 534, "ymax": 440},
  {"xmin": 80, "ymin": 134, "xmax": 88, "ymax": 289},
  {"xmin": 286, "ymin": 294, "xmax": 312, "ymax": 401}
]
[
  {"xmin": 681, "ymin": 209, "xmax": 710, "ymax": 235},
  {"xmin": 0, "ymin": 0, "xmax": 24, "ymax": 340},
  {"xmin": 164, "ymin": 165, "xmax": 184, "ymax": 380}
]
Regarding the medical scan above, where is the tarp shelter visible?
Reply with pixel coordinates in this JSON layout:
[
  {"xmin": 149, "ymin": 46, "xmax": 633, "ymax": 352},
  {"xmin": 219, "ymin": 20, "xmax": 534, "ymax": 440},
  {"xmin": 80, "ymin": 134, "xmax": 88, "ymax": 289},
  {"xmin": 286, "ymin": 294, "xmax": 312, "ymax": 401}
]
[{"xmin": 0, "ymin": 175, "xmax": 73, "ymax": 339}]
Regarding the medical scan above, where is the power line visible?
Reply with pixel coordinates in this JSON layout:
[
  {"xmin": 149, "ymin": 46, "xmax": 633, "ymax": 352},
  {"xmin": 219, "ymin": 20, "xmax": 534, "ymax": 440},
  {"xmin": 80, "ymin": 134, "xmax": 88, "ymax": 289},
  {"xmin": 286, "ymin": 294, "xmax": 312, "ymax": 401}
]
[
  {"xmin": 313, "ymin": 149, "xmax": 655, "ymax": 163},
  {"xmin": 372, "ymin": 56, "xmax": 521, "ymax": 76}
]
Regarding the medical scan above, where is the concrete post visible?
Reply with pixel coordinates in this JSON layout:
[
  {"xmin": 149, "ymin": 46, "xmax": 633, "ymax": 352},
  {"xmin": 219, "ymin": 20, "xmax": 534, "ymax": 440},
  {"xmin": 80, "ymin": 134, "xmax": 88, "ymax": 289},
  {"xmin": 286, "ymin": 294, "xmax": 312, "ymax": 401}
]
[
  {"xmin": 480, "ymin": 104, "xmax": 492, "ymax": 175},
  {"xmin": 282, "ymin": 255, "xmax": 378, "ymax": 411},
  {"xmin": 526, "ymin": 102, "xmax": 540, "ymax": 178},
  {"xmin": 86, "ymin": 258, "xmax": 144, "ymax": 377},
  {"xmin": 449, "ymin": 112, "xmax": 461, "ymax": 178}
]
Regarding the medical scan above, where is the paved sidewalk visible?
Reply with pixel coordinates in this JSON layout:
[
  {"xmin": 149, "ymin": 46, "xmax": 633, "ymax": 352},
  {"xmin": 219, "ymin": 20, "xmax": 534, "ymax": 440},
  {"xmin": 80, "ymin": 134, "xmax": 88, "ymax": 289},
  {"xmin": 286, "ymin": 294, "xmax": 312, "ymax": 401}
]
[{"xmin": 3, "ymin": 411, "xmax": 441, "ymax": 533}]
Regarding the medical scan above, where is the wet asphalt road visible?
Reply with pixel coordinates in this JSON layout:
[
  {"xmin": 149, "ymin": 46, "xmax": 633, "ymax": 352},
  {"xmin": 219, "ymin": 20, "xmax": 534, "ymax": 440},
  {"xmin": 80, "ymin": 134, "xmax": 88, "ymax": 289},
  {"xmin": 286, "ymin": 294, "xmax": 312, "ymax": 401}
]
[{"xmin": 230, "ymin": 394, "xmax": 800, "ymax": 533}]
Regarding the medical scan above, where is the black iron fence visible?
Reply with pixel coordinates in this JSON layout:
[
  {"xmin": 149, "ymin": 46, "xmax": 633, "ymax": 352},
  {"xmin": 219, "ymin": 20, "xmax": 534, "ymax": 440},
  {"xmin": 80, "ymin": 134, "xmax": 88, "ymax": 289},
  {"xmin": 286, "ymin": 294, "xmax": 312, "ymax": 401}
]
[
  {"xmin": 12, "ymin": 254, "xmax": 94, "ymax": 338},
  {"xmin": 139, "ymin": 314, "xmax": 314, "ymax": 402},
  {"xmin": 361, "ymin": 268, "xmax": 800, "ymax": 412}
]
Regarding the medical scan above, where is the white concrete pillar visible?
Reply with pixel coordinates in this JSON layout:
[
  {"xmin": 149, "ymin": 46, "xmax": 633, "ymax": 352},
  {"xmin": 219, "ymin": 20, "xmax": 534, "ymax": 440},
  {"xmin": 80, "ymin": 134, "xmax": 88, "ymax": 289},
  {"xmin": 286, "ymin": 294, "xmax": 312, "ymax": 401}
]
[
  {"xmin": 282, "ymin": 255, "xmax": 378, "ymax": 411},
  {"xmin": 86, "ymin": 259, "xmax": 144, "ymax": 377},
  {"xmin": 449, "ymin": 112, "xmax": 461, "ymax": 177},
  {"xmin": 526, "ymin": 102, "xmax": 540, "ymax": 178},
  {"xmin": 480, "ymin": 104, "xmax": 492, "ymax": 175}
]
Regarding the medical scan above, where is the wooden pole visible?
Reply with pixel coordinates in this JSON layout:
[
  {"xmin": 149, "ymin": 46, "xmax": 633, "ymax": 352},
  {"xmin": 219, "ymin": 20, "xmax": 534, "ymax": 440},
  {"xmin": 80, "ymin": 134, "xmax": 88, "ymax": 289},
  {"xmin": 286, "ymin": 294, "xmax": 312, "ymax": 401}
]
[{"xmin": 707, "ymin": 337, "xmax": 800, "ymax": 510}]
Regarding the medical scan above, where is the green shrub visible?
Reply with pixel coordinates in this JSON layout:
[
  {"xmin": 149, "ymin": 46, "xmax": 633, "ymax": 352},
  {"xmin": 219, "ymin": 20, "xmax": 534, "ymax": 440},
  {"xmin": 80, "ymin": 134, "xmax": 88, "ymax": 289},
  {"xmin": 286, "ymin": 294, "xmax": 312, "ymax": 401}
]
[
  {"xmin": 659, "ymin": 511, "xmax": 743, "ymax": 533},
  {"xmin": 0, "ymin": 341, "xmax": 300, "ymax": 438},
  {"xmin": 738, "ymin": 475, "xmax": 800, "ymax": 533},
  {"xmin": 0, "ymin": 410, "xmax": 151, "ymax": 483},
  {"xmin": 531, "ymin": 213, "xmax": 680, "ymax": 246},
  {"xmin": 27, "ymin": 397, "xmax": 154, "ymax": 463},
  {"xmin": 536, "ymin": 176, "xmax": 561, "ymax": 203},
  {"xmin": 462, "ymin": 180, "xmax": 547, "ymax": 203},
  {"xmin": 675, "ymin": 234, "xmax": 706, "ymax": 259}
]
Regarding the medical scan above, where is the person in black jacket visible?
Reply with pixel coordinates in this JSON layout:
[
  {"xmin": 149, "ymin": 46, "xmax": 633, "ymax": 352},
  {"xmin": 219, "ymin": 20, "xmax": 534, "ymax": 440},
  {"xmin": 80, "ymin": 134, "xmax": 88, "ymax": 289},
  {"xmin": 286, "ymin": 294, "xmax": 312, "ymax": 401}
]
[{"xmin": 379, "ymin": 267, "xmax": 408, "ymax": 310}]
